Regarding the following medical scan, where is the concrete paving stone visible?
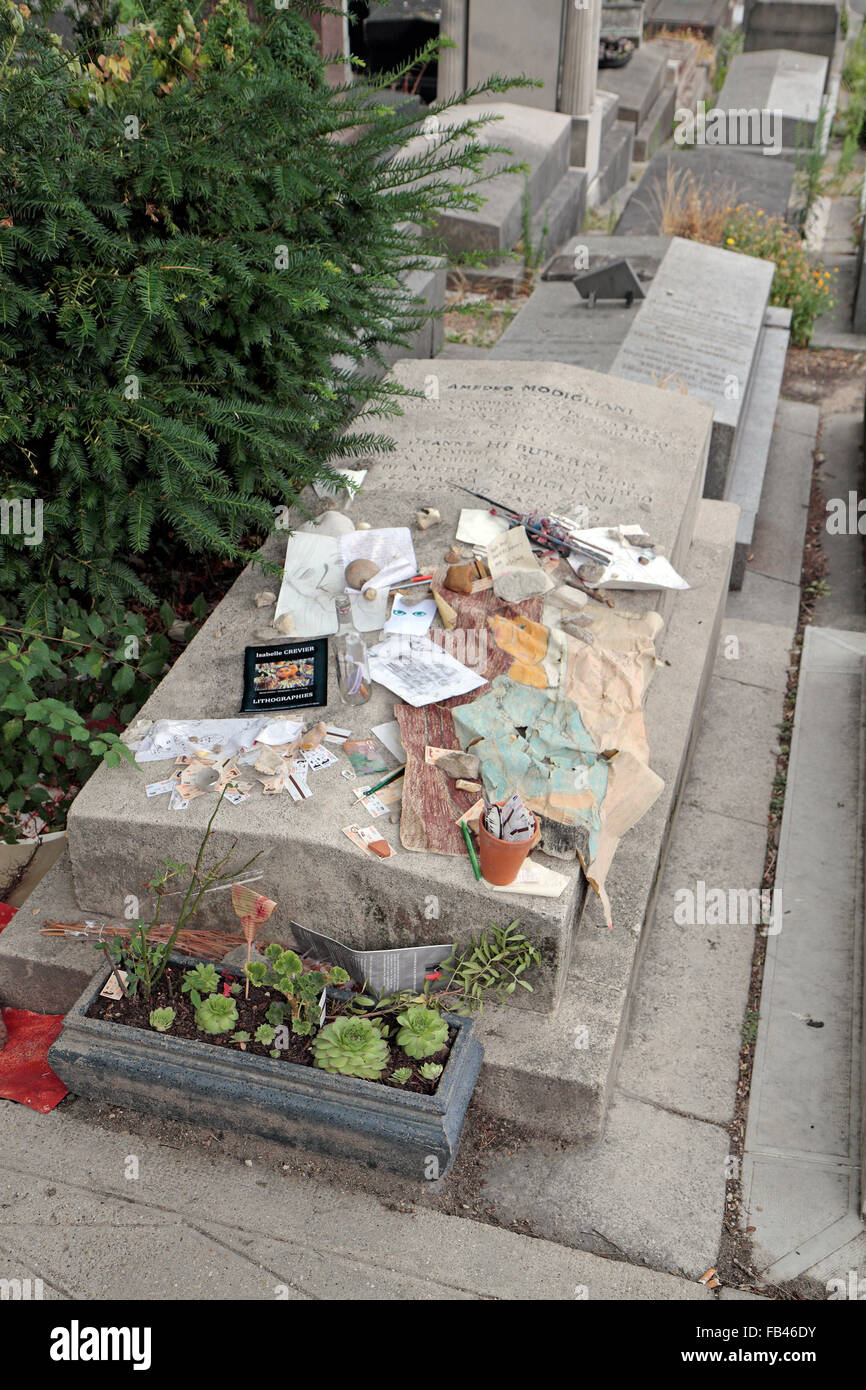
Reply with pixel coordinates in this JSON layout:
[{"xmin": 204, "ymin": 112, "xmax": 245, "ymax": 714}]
[
  {"xmin": 812, "ymin": 414, "xmax": 866, "ymax": 632},
  {"xmin": 681, "ymin": 674, "xmax": 782, "ymax": 827},
  {"xmin": 0, "ymin": 1102, "xmax": 711, "ymax": 1301},
  {"xmin": 809, "ymin": 256, "xmax": 866, "ymax": 349},
  {"xmin": 0, "ymin": 1237, "xmax": 65, "ymax": 1299},
  {"xmin": 746, "ymin": 630, "xmax": 865, "ymax": 1162},
  {"xmin": 724, "ymin": 570, "xmax": 801, "ymax": 628},
  {"xmin": 746, "ymin": 401, "xmax": 817, "ymax": 587},
  {"xmin": 742, "ymin": 1152, "xmax": 862, "ymax": 1281},
  {"xmin": 714, "ymin": 618, "xmax": 795, "ymax": 693},
  {"xmin": 0, "ymin": 1223, "xmax": 291, "ymax": 1301},
  {"xmin": 803, "ymin": 1228, "xmax": 866, "ymax": 1292},
  {"xmin": 617, "ymin": 805, "xmax": 765, "ymax": 1125},
  {"xmin": 478, "ymin": 1092, "xmax": 731, "ymax": 1280}
]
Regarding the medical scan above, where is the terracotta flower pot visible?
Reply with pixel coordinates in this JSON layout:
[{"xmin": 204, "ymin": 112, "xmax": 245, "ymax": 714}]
[{"xmin": 477, "ymin": 810, "xmax": 540, "ymax": 886}]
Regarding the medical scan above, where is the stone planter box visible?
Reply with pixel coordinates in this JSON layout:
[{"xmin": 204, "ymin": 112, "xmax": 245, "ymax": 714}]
[{"xmin": 48, "ymin": 955, "xmax": 483, "ymax": 1179}]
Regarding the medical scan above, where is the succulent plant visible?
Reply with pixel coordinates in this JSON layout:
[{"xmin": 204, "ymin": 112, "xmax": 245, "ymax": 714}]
[
  {"xmin": 255, "ymin": 1023, "xmax": 276, "ymax": 1046},
  {"xmin": 182, "ymin": 962, "xmax": 221, "ymax": 996},
  {"xmin": 311, "ymin": 1016, "xmax": 390, "ymax": 1080},
  {"xmin": 419, "ymin": 1062, "xmax": 443, "ymax": 1082},
  {"xmin": 390, "ymin": 1067, "xmax": 412, "ymax": 1086},
  {"xmin": 232, "ymin": 1031, "xmax": 251, "ymax": 1044},
  {"xmin": 149, "ymin": 1007, "xmax": 175, "ymax": 1033},
  {"xmin": 395, "ymin": 1005, "xmax": 448, "ymax": 1060},
  {"xmin": 195, "ymin": 993, "xmax": 239, "ymax": 1035}
]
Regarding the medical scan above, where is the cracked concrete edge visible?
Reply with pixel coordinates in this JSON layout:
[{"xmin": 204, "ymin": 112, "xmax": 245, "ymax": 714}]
[{"xmin": 0, "ymin": 1102, "xmax": 713, "ymax": 1302}]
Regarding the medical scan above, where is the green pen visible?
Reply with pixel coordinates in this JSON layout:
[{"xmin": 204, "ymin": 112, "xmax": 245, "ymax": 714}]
[
  {"xmin": 460, "ymin": 818, "xmax": 482, "ymax": 881},
  {"xmin": 364, "ymin": 766, "xmax": 405, "ymax": 796}
]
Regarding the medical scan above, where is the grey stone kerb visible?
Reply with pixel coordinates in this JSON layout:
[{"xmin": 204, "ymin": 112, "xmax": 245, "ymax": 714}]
[{"xmin": 66, "ymin": 359, "xmax": 713, "ymax": 1015}]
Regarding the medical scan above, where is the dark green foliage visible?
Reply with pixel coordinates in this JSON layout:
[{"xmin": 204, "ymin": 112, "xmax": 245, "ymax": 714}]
[{"xmin": 0, "ymin": 0, "xmax": 528, "ymax": 626}]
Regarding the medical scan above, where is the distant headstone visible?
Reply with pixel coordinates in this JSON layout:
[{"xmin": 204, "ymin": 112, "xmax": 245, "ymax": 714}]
[
  {"xmin": 717, "ymin": 48, "xmax": 829, "ymax": 152},
  {"xmin": 611, "ymin": 237, "xmax": 775, "ymax": 499},
  {"xmin": 574, "ymin": 258, "xmax": 646, "ymax": 306},
  {"xmin": 644, "ymin": 0, "xmax": 733, "ymax": 36},
  {"xmin": 743, "ymin": 0, "xmax": 839, "ymax": 61}
]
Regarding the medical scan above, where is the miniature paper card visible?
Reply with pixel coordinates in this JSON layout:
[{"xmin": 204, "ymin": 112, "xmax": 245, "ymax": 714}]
[{"xmin": 383, "ymin": 592, "xmax": 437, "ymax": 636}]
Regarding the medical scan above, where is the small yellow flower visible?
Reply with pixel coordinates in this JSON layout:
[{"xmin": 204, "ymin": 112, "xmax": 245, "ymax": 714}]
[{"xmin": 726, "ymin": 237, "xmax": 735, "ymax": 245}]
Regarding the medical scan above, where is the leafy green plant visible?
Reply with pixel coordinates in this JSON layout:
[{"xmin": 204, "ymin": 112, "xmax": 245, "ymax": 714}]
[
  {"xmin": 0, "ymin": 610, "xmax": 173, "ymax": 841},
  {"xmin": 0, "ymin": 0, "xmax": 530, "ymax": 626},
  {"xmin": 195, "ymin": 992, "xmax": 238, "ymax": 1035},
  {"xmin": 149, "ymin": 1007, "xmax": 175, "ymax": 1032},
  {"xmin": 712, "ymin": 28, "xmax": 744, "ymax": 93},
  {"xmin": 395, "ymin": 1004, "xmax": 448, "ymax": 1059},
  {"xmin": 99, "ymin": 791, "xmax": 262, "ymax": 1001},
  {"xmin": 390, "ymin": 1067, "xmax": 412, "ymax": 1085},
  {"xmin": 254, "ymin": 1023, "xmax": 276, "ymax": 1046},
  {"xmin": 232, "ymin": 1030, "xmax": 251, "ymax": 1044},
  {"xmin": 246, "ymin": 947, "xmax": 348, "ymax": 1036},
  {"xmin": 439, "ymin": 921, "xmax": 541, "ymax": 1015},
  {"xmin": 419, "ymin": 1062, "xmax": 443, "ymax": 1082},
  {"xmin": 311, "ymin": 1017, "xmax": 389, "ymax": 1080},
  {"xmin": 721, "ymin": 207, "xmax": 837, "ymax": 346},
  {"xmin": 182, "ymin": 963, "xmax": 221, "ymax": 997}
]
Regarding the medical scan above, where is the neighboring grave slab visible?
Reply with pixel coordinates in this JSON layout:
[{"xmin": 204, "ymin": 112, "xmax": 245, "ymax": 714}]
[
  {"xmin": 744, "ymin": 0, "xmax": 839, "ymax": 62},
  {"xmin": 614, "ymin": 147, "xmax": 796, "ymax": 236},
  {"xmin": 597, "ymin": 44, "xmax": 668, "ymax": 128},
  {"xmin": 717, "ymin": 49, "xmax": 829, "ymax": 152},
  {"xmin": 644, "ymin": 0, "xmax": 733, "ymax": 36},
  {"xmin": 492, "ymin": 234, "xmax": 670, "ymax": 370},
  {"xmin": 611, "ymin": 236, "xmax": 775, "ymax": 498},
  {"xmin": 408, "ymin": 102, "xmax": 571, "ymax": 254},
  {"xmin": 67, "ymin": 360, "xmax": 713, "ymax": 1016}
]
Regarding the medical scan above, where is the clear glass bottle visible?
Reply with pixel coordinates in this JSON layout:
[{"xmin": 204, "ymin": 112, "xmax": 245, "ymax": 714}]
[{"xmin": 334, "ymin": 596, "xmax": 371, "ymax": 705}]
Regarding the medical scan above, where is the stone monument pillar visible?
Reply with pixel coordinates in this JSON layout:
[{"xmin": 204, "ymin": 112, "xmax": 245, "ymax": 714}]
[
  {"xmin": 559, "ymin": 0, "xmax": 604, "ymax": 176},
  {"xmin": 436, "ymin": 0, "xmax": 468, "ymax": 99}
]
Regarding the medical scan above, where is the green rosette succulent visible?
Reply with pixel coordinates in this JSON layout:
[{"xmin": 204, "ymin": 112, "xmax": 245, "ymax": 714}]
[
  {"xmin": 311, "ymin": 1017, "xmax": 389, "ymax": 1080},
  {"xmin": 395, "ymin": 1005, "xmax": 448, "ymax": 1060},
  {"xmin": 195, "ymin": 993, "xmax": 239, "ymax": 1035},
  {"xmin": 149, "ymin": 1007, "xmax": 175, "ymax": 1033}
]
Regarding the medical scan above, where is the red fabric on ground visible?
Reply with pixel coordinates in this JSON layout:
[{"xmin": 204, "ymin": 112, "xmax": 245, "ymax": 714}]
[
  {"xmin": 0, "ymin": 1009, "xmax": 67, "ymax": 1112},
  {"xmin": 0, "ymin": 901, "xmax": 17, "ymax": 930}
]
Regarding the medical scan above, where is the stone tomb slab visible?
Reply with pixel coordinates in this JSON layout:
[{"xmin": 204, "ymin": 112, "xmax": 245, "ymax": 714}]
[
  {"xmin": 67, "ymin": 361, "xmax": 712, "ymax": 1016},
  {"xmin": 611, "ymin": 236, "xmax": 775, "ymax": 499},
  {"xmin": 492, "ymin": 235, "xmax": 671, "ymax": 371},
  {"xmin": 614, "ymin": 147, "xmax": 797, "ymax": 236},
  {"xmin": 717, "ymin": 49, "xmax": 829, "ymax": 151}
]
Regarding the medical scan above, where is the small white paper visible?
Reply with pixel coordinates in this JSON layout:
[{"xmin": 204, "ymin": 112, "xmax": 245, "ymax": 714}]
[
  {"xmin": 146, "ymin": 779, "xmax": 176, "ymax": 798},
  {"xmin": 383, "ymin": 592, "xmax": 437, "ymax": 636},
  {"xmin": 169, "ymin": 788, "xmax": 189, "ymax": 811},
  {"xmin": 352, "ymin": 789, "xmax": 389, "ymax": 818},
  {"xmin": 455, "ymin": 508, "xmax": 511, "ymax": 547},
  {"xmin": 368, "ymin": 635, "xmax": 487, "ymax": 708},
  {"xmin": 224, "ymin": 788, "xmax": 249, "ymax": 806},
  {"xmin": 257, "ymin": 718, "xmax": 304, "ymax": 746},
  {"xmin": 566, "ymin": 526, "xmax": 689, "ymax": 592},
  {"xmin": 372, "ymin": 720, "xmax": 407, "ymax": 764},
  {"xmin": 301, "ymin": 746, "xmax": 338, "ymax": 771}
]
